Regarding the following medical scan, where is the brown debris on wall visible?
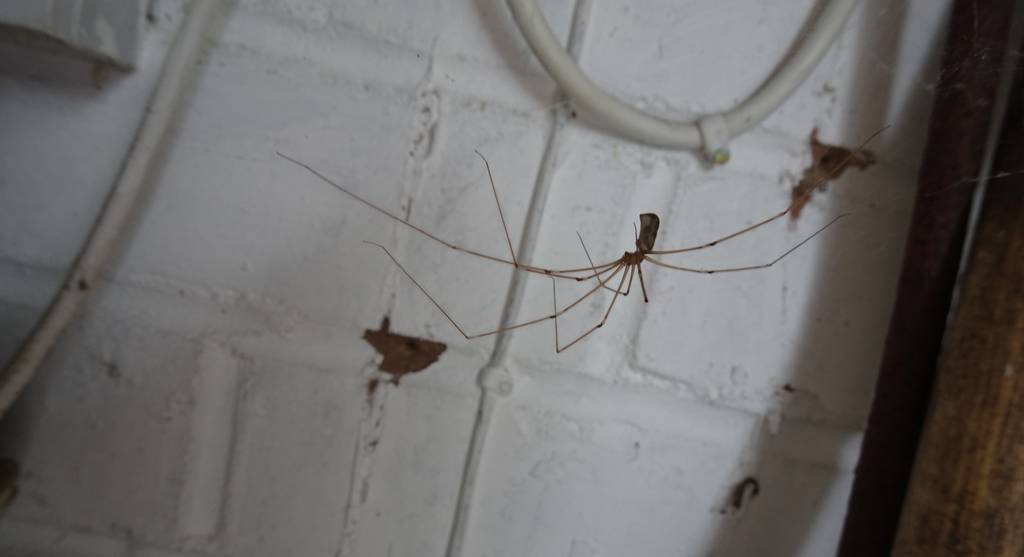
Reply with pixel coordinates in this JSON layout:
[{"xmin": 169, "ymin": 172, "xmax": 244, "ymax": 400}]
[
  {"xmin": 362, "ymin": 317, "xmax": 447, "ymax": 386},
  {"xmin": 791, "ymin": 129, "xmax": 876, "ymax": 220}
]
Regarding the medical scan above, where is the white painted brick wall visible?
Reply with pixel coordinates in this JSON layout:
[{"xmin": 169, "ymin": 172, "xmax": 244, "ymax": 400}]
[{"xmin": 0, "ymin": 0, "xmax": 950, "ymax": 555}]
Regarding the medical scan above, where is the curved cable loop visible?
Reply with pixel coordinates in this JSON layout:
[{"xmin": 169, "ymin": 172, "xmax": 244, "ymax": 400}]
[{"xmin": 507, "ymin": 0, "xmax": 861, "ymax": 162}]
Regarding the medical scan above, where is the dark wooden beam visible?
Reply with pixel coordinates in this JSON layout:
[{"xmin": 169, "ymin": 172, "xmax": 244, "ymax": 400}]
[
  {"xmin": 892, "ymin": 59, "xmax": 1024, "ymax": 557},
  {"xmin": 837, "ymin": 1, "xmax": 1019, "ymax": 554}
]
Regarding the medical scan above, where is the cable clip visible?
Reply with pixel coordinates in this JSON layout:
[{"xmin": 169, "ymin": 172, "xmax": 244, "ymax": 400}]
[
  {"xmin": 478, "ymin": 365, "xmax": 514, "ymax": 396},
  {"xmin": 698, "ymin": 113, "xmax": 731, "ymax": 165}
]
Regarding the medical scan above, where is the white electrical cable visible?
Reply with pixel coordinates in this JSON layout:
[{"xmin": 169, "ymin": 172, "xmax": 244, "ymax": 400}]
[
  {"xmin": 507, "ymin": 0, "xmax": 861, "ymax": 161},
  {"xmin": 0, "ymin": 0, "xmax": 221, "ymax": 418}
]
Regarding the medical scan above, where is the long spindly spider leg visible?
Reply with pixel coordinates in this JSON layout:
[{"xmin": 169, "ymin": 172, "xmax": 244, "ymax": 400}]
[
  {"xmin": 576, "ymin": 231, "xmax": 628, "ymax": 296},
  {"xmin": 556, "ymin": 263, "xmax": 633, "ymax": 353},
  {"xmin": 567, "ymin": 261, "xmax": 621, "ymax": 282},
  {"xmin": 621, "ymin": 255, "xmax": 636, "ymax": 297},
  {"xmin": 636, "ymin": 261, "xmax": 649, "ymax": 303},
  {"xmin": 551, "ymin": 233, "xmax": 636, "ymax": 352},
  {"xmin": 364, "ymin": 241, "xmax": 628, "ymax": 339},
  {"xmin": 643, "ymin": 214, "xmax": 847, "ymax": 274},
  {"xmin": 475, "ymin": 150, "xmax": 518, "ymax": 267},
  {"xmin": 647, "ymin": 126, "xmax": 885, "ymax": 257},
  {"xmin": 278, "ymin": 152, "xmax": 621, "ymax": 280},
  {"xmin": 646, "ymin": 206, "xmax": 792, "ymax": 256},
  {"xmin": 472, "ymin": 262, "xmax": 627, "ymax": 338},
  {"xmin": 551, "ymin": 278, "xmax": 559, "ymax": 353}
]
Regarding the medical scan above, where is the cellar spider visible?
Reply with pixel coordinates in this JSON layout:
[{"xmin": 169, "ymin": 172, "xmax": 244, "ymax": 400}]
[{"xmin": 278, "ymin": 130, "xmax": 880, "ymax": 353}]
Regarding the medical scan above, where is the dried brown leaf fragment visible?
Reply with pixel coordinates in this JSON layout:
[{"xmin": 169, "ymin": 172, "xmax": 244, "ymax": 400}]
[{"xmin": 362, "ymin": 317, "xmax": 446, "ymax": 386}]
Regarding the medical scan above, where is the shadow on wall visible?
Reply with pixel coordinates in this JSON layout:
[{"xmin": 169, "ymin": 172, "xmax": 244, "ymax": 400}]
[
  {"xmin": 703, "ymin": 0, "xmax": 951, "ymax": 555},
  {"xmin": 0, "ymin": 42, "xmax": 126, "ymax": 372}
]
